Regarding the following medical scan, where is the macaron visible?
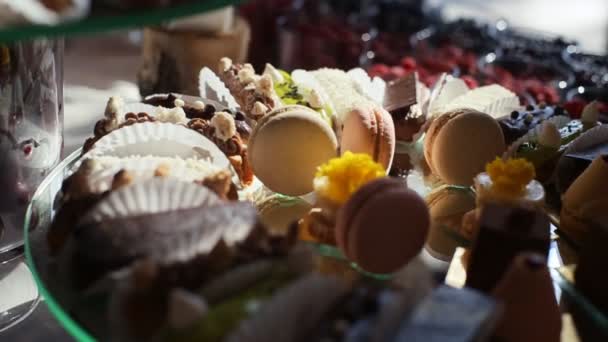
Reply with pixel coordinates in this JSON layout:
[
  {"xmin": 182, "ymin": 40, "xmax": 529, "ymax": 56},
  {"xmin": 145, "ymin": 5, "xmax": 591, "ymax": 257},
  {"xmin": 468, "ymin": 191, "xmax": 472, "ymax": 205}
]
[
  {"xmin": 335, "ymin": 178, "xmax": 430, "ymax": 274},
  {"xmin": 425, "ymin": 186, "xmax": 476, "ymax": 260},
  {"xmin": 340, "ymin": 106, "xmax": 395, "ymax": 171},
  {"xmin": 248, "ymin": 105, "xmax": 338, "ymax": 196},
  {"xmin": 424, "ymin": 109, "xmax": 506, "ymax": 186}
]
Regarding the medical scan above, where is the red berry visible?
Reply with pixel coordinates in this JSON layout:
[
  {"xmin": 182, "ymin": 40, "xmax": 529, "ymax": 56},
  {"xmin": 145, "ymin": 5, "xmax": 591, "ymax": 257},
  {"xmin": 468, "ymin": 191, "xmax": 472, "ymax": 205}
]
[
  {"xmin": 400, "ymin": 56, "xmax": 417, "ymax": 70},
  {"xmin": 461, "ymin": 75, "xmax": 478, "ymax": 89},
  {"xmin": 564, "ymin": 99, "xmax": 587, "ymax": 118},
  {"xmin": 390, "ymin": 66, "xmax": 407, "ymax": 78},
  {"xmin": 369, "ymin": 64, "xmax": 390, "ymax": 77}
]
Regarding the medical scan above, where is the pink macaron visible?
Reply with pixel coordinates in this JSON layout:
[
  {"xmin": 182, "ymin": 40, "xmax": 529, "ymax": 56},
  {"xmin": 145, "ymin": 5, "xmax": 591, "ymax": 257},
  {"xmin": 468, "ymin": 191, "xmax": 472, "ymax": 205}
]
[
  {"xmin": 335, "ymin": 177, "xmax": 430, "ymax": 274},
  {"xmin": 340, "ymin": 106, "xmax": 396, "ymax": 171}
]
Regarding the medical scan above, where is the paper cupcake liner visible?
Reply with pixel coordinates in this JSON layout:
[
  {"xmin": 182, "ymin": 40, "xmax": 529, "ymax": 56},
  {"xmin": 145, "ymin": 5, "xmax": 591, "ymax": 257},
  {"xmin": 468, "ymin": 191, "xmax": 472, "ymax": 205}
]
[
  {"xmin": 503, "ymin": 115, "xmax": 572, "ymax": 159},
  {"xmin": 81, "ymin": 177, "xmax": 222, "ymax": 224},
  {"xmin": 227, "ymin": 274, "xmax": 349, "ymax": 342},
  {"xmin": 84, "ymin": 121, "xmax": 232, "ymax": 170},
  {"xmin": 79, "ymin": 155, "xmax": 223, "ymax": 194},
  {"xmin": 78, "ymin": 201, "xmax": 258, "ymax": 268},
  {"xmin": 199, "ymin": 67, "xmax": 240, "ymax": 110}
]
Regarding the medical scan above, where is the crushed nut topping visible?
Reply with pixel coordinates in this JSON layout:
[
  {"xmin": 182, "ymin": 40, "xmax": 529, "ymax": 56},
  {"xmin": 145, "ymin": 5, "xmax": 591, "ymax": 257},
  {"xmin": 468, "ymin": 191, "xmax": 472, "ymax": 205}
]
[
  {"xmin": 252, "ymin": 101, "xmax": 269, "ymax": 117},
  {"xmin": 174, "ymin": 98, "xmax": 185, "ymax": 108},
  {"xmin": 193, "ymin": 100, "xmax": 206, "ymax": 110},
  {"xmin": 211, "ymin": 112, "xmax": 237, "ymax": 142},
  {"xmin": 218, "ymin": 57, "xmax": 233, "ymax": 72},
  {"xmin": 238, "ymin": 68, "xmax": 256, "ymax": 85},
  {"xmin": 111, "ymin": 170, "xmax": 133, "ymax": 190}
]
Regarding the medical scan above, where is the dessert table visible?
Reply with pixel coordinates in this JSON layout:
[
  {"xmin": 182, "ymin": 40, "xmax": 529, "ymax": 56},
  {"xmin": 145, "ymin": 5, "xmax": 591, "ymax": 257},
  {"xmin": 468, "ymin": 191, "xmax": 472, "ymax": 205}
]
[{"xmin": 0, "ymin": 1, "xmax": 607, "ymax": 341}]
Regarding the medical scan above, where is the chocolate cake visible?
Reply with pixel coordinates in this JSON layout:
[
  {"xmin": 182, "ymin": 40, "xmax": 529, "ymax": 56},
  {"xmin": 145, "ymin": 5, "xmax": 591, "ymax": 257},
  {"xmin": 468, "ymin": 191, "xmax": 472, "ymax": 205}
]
[
  {"xmin": 465, "ymin": 203, "xmax": 551, "ymax": 292},
  {"xmin": 499, "ymin": 104, "xmax": 568, "ymax": 145}
]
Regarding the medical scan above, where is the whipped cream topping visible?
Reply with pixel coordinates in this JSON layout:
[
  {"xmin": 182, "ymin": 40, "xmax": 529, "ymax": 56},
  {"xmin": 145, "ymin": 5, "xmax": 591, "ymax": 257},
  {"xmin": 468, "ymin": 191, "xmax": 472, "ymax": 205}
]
[
  {"xmin": 81, "ymin": 155, "xmax": 224, "ymax": 193},
  {"xmin": 156, "ymin": 106, "xmax": 188, "ymax": 125}
]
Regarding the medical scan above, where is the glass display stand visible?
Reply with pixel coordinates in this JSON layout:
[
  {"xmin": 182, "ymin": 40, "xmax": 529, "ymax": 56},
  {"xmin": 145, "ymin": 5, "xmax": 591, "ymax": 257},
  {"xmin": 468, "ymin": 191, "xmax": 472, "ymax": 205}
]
[{"xmin": 0, "ymin": 0, "xmax": 242, "ymax": 335}]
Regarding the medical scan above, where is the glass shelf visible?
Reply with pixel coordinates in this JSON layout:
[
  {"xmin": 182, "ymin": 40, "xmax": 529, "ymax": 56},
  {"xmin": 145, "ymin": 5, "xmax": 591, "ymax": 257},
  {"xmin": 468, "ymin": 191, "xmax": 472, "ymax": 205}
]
[
  {"xmin": 0, "ymin": 0, "xmax": 244, "ymax": 43},
  {"xmin": 25, "ymin": 148, "xmax": 608, "ymax": 341}
]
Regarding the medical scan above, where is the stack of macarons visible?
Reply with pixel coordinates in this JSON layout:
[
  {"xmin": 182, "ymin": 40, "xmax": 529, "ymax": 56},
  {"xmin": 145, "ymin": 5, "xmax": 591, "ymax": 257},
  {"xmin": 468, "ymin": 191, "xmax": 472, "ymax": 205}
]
[
  {"xmin": 213, "ymin": 59, "xmax": 395, "ymax": 196},
  {"xmin": 299, "ymin": 152, "xmax": 430, "ymax": 275}
]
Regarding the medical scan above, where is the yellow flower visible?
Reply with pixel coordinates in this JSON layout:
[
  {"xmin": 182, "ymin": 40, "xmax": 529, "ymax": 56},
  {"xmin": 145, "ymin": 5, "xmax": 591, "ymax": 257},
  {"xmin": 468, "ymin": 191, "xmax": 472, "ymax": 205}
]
[
  {"xmin": 314, "ymin": 152, "xmax": 385, "ymax": 204},
  {"xmin": 486, "ymin": 157, "xmax": 536, "ymax": 197}
]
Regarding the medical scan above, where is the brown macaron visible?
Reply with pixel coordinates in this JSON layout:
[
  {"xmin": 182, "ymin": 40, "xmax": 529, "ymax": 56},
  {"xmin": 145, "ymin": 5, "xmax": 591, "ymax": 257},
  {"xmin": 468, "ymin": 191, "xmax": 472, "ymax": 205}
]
[
  {"xmin": 335, "ymin": 178, "xmax": 430, "ymax": 274},
  {"xmin": 340, "ymin": 106, "xmax": 396, "ymax": 171},
  {"xmin": 424, "ymin": 109, "xmax": 506, "ymax": 186}
]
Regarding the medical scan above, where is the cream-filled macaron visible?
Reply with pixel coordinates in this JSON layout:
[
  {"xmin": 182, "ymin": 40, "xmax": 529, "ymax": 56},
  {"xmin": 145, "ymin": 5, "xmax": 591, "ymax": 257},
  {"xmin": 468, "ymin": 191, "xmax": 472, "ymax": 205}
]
[
  {"xmin": 424, "ymin": 109, "xmax": 506, "ymax": 186},
  {"xmin": 340, "ymin": 106, "xmax": 395, "ymax": 171},
  {"xmin": 248, "ymin": 105, "xmax": 338, "ymax": 196}
]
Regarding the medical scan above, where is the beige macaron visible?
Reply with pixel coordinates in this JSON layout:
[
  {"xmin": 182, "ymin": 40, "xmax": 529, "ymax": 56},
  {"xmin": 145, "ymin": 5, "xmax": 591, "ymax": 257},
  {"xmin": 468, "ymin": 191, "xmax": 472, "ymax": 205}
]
[
  {"xmin": 424, "ymin": 109, "xmax": 506, "ymax": 186},
  {"xmin": 425, "ymin": 186, "xmax": 476, "ymax": 260},
  {"xmin": 248, "ymin": 105, "xmax": 338, "ymax": 196},
  {"xmin": 340, "ymin": 106, "xmax": 395, "ymax": 171}
]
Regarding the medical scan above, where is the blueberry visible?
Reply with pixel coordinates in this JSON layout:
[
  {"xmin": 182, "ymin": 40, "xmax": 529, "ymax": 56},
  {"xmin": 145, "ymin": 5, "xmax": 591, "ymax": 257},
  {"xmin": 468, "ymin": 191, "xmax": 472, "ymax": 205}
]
[
  {"xmin": 203, "ymin": 104, "xmax": 216, "ymax": 115},
  {"xmin": 510, "ymin": 111, "xmax": 519, "ymax": 119}
]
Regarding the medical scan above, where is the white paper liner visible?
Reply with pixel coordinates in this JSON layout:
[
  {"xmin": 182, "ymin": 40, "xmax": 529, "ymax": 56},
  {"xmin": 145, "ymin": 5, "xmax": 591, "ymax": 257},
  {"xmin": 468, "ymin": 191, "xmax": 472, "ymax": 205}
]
[
  {"xmin": 81, "ymin": 155, "xmax": 224, "ymax": 194},
  {"xmin": 199, "ymin": 67, "xmax": 240, "ymax": 110},
  {"xmin": 83, "ymin": 122, "xmax": 231, "ymax": 170},
  {"xmin": 81, "ymin": 177, "xmax": 221, "ymax": 224},
  {"xmin": 227, "ymin": 274, "xmax": 349, "ymax": 342},
  {"xmin": 503, "ymin": 116, "xmax": 572, "ymax": 159}
]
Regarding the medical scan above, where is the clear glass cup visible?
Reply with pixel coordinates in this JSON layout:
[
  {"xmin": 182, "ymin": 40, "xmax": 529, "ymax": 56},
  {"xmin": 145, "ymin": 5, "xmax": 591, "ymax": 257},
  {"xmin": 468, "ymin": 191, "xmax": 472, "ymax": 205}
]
[
  {"xmin": 0, "ymin": 38, "xmax": 63, "ymax": 331},
  {"xmin": 0, "ymin": 38, "xmax": 64, "ymax": 255}
]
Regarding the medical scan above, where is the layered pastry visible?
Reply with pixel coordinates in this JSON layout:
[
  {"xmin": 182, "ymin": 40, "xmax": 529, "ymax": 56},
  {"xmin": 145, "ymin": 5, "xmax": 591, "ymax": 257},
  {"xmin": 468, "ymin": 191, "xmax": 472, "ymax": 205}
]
[
  {"xmin": 465, "ymin": 203, "xmax": 551, "ymax": 293},
  {"xmin": 499, "ymin": 104, "xmax": 567, "ymax": 145},
  {"xmin": 462, "ymin": 158, "xmax": 545, "ymax": 241},
  {"xmin": 383, "ymin": 73, "xmax": 428, "ymax": 176}
]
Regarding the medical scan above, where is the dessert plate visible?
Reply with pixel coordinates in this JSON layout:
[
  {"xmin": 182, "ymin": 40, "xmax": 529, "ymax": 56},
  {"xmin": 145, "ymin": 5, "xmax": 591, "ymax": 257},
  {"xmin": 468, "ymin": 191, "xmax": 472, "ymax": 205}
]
[{"xmin": 24, "ymin": 149, "xmax": 263, "ymax": 341}]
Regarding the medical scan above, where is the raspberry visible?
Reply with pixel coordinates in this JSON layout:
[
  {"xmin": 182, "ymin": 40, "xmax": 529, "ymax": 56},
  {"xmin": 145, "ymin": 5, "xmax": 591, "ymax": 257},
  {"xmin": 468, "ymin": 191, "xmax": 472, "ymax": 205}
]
[
  {"xmin": 461, "ymin": 75, "xmax": 478, "ymax": 89},
  {"xmin": 400, "ymin": 56, "xmax": 417, "ymax": 70}
]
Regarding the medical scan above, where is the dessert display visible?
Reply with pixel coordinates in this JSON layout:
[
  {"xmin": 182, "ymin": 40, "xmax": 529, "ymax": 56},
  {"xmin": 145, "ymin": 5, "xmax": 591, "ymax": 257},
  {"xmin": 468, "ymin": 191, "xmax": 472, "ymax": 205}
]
[{"xmin": 22, "ymin": 12, "xmax": 608, "ymax": 335}]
